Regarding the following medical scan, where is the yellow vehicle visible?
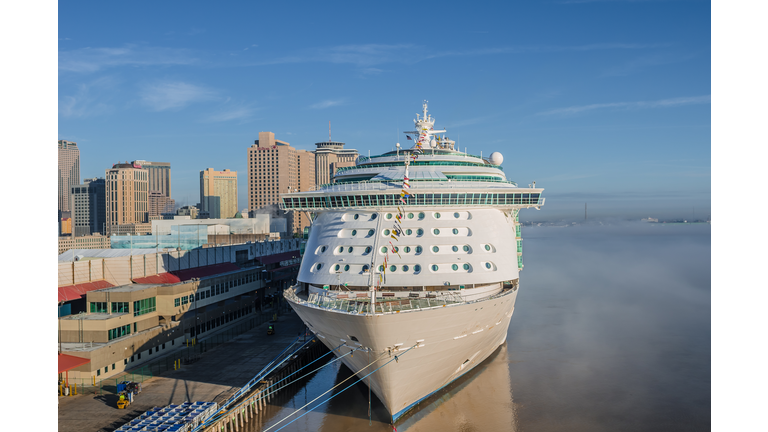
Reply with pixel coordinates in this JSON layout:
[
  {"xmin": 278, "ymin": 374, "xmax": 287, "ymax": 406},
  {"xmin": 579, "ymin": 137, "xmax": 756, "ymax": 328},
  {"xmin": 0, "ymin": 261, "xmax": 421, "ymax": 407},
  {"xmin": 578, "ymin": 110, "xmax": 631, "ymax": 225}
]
[{"xmin": 117, "ymin": 393, "xmax": 129, "ymax": 409}]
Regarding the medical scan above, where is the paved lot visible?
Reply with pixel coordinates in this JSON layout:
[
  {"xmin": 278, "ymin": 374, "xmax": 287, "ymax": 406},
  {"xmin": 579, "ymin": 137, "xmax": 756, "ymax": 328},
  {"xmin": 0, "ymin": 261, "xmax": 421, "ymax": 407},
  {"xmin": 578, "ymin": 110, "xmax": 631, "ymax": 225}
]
[{"xmin": 58, "ymin": 309, "xmax": 306, "ymax": 432}]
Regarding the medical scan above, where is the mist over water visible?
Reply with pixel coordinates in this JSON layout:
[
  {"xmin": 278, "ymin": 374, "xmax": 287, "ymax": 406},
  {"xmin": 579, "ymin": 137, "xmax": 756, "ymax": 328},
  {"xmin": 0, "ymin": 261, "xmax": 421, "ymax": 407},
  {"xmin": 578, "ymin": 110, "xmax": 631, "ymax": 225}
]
[{"xmin": 250, "ymin": 223, "xmax": 711, "ymax": 432}]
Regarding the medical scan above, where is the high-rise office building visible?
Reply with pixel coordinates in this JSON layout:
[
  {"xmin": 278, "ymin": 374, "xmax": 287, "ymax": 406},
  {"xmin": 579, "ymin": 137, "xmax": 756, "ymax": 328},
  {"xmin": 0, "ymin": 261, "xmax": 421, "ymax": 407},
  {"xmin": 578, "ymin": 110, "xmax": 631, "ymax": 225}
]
[
  {"xmin": 200, "ymin": 168, "xmax": 238, "ymax": 219},
  {"xmin": 148, "ymin": 191, "xmax": 176, "ymax": 218},
  {"xmin": 105, "ymin": 162, "xmax": 149, "ymax": 235},
  {"xmin": 247, "ymin": 132, "xmax": 315, "ymax": 236},
  {"xmin": 58, "ymin": 140, "xmax": 80, "ymax": 215},
  {"xmin": 132, "ymin": 160, "xmax": 171, "ymax": 198},
  {"xmin": 314, "ymin": 141, "xmax": 358, "ymax": 186},
  {"xmin": 70, "ymin": 178, "xmax": 106, "ymax": 237}
]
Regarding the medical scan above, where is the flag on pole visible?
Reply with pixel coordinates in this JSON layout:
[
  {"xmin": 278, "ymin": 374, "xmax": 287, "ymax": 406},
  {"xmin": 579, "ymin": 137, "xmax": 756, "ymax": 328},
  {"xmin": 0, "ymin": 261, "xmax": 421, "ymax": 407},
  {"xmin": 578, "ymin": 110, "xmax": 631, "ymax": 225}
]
[{"xmin": 406, "ymin": 135, "xmax": 412, "ymax": 140}]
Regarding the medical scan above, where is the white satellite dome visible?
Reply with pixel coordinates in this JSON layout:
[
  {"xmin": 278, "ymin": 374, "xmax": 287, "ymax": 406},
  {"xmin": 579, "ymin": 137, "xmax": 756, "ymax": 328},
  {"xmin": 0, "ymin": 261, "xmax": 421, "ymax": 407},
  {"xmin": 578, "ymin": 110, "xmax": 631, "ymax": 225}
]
[{"xmin": 489, "ymin": 152, "xmax": 504, "ymax": 165}]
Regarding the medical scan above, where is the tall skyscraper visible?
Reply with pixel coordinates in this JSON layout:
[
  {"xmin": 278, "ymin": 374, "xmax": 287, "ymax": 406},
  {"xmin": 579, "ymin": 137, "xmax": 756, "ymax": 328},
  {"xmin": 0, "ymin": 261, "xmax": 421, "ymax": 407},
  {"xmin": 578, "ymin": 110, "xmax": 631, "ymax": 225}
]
[
  {"xmin": 105, "ymin": 162, "xmax": 149, "ymax": 235},
  {"xmin": 132, "ymin": 160, "xmax": 171, "ymax": 198},
  {"xmin": 247, "ymin": 132, "xmax": 316, "ymax": 236},
  {"xmin": 200, "ymin": 168, "xmax": 238, "ymax": 219},
  {"xmin": 58, "ymin": 140, "xmax": 80, "ymax": 215},
  {"xmin": 314, "ymin": 140, "xmax": 358, "ymax": 186},
  {"xmin": 70, "ymin": 178, "xmax": 106, "ymax": 236}
]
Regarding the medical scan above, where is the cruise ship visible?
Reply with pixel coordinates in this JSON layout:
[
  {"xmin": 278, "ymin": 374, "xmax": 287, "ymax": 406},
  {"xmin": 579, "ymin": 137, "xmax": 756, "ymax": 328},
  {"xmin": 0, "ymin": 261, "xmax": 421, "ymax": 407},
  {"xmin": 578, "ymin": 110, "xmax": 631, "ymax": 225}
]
[{"xmin": 280, "ymin": 102, "xmax": 544, "ymax": 423}]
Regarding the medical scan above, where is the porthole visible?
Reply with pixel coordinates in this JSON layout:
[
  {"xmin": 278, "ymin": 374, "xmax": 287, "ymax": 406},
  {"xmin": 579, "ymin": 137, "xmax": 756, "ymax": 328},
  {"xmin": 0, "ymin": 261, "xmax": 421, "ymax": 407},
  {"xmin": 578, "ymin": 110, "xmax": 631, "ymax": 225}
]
[
  {"xmin": 371, "ymin": 214, "xmax": 378, "ymax": 220},
  {"xmin": 354, "ymin": 214, "xmax": 359, "ymax": 220},
  {"xmin": 432, "ymin": 246, "xmax": 439, "ymax": 252},
  {"xmin": 379, "ymin": 265, "xmax": 384, "ymax": 272},
  {"xmin": 381, "ymin": 247, "xmax": 388, "ymax": 253},
  {"xmin": 348, "ymin": 247, "xmax": 353, "ymax": 253},
  {"xmin": 408, "ymin": 213, "xmax": 414, "ymax": 219},
  {"xmin": 452, "ymin": 228, "xmax": 459, "ymax": 235},
  {"xmin": 452, "ymin": 264, "xmax": 458, "ymax": 271},
  {"xmin": 344, "ymin": 265, "xmax": 350, "ymax": 271},
  {"xmin": 454, "ymin": 212, "xmax": 460, "ymax": 219},
  {"xmin": 351, "ymin": 229, "xmax": 357, "ymax": 236},
  {"xmin": 418, "ymin": 212, "xmax": 425, "ymax": 219},
  {"xmin": 404, "ymin": 246, "xmax": 411, "ymax": 253},
  {"xmin": 406, "ymin": 229, "xmax": 413, "ymax": 235},
  {"xmin": 435, "ymin": 212, "xmax": 441, "ymax": 219},
  {"xmin": 338, "ymin": 246, "xmax": 344, "ymax": 253},
  {"xmin": 463, "ymin": 263, "xmax": 470, "ymax": 270},
  {"xmin": 393, "ymin": 246, "xmax": 399, "ymax": 253},
  {"xmin": 485, "ymin": 244, "xmax": 491, "ymax": 251},
  {"xmin": 417, "ymin": 228, "xmax": 424, "ymax": 236},
  {"xmin": 363, "ymin": 264, "xmax": 370, "ymax": 272},
  {"xmin": 384, "ymin": 229, "xmax": 390, "ymax": 236},
  {"xmin": 368, "ymin": 229, "xmax": 374, "ymax": 236},
  {"xmin": 334, "ymin": 264, "xmax": 340, "ymax": 271},
  {"xmin": 316, "ymin": 263, "xmax": 322, "ymax": 271},
  {"xmin": 390, "ymin": 265, "xmax": 396, "ymax": 272},
  {"xmin": 433, "ymin": 228, "xmax": 440, "ymax": 235},
  {"xmin": 463, "ymin": 245, "xmax": 469, "ymax": 252},
  {"xmin": 414, "ymin": 264, "xmax": 421, "ymax": 272},
  {"xmin": 452, "ymin": 246, "xmax": 458, "ymax": 252},
  {"xmin": 365, "ymin": 246, "xmax": 372, "ymax": 253},
  {"xmin": 485, "ymin": 262, "xmax": 492, "ymax": 269},
  {"xmin": 321, "ymin": 246, "xmax": 327, "ymax": 253},
  {"xmin": 403, "ymin": 265, "xmax": 409, "ymax": 272},
  {"xmin": 431, "ymin": 265, "xmax": 439, "ymax": 271},
  {"xmin": 386, "ymin": 213, "xmax": 393, "ymax": 219},
  {"xmin": 416, "ymin": 246, "xmax": 423, "ymax": 253}
]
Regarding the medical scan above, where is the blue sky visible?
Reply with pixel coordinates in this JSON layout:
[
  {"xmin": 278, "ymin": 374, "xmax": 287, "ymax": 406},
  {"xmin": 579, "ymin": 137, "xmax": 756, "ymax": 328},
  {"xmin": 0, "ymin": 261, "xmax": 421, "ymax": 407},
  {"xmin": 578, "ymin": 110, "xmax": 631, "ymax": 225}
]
[{"xmin": 58, "ymin": 1, "xmax": 711, "ymax": 221}]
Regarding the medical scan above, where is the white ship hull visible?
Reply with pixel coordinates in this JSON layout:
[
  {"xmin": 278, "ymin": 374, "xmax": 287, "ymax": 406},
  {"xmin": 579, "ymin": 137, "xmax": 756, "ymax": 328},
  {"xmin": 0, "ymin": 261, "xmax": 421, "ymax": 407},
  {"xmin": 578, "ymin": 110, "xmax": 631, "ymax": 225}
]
[{"xmin": 285, "ymin": 286, "xmax": 518, "ymax": 422}]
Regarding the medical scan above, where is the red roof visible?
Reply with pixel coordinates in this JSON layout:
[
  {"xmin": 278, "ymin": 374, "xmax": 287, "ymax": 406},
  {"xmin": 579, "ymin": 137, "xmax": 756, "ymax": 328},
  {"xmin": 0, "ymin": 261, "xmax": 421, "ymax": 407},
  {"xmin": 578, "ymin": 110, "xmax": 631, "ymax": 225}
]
[
  {"xmin": 58, "ymin": 353, "xmax": 90, "ymax": 373},
  {"xmin": 132, "ymin": 273, "xmax": 181, "ymax": 284},
  {"xmin": 260, "ymin": 251, "xmax": 300, "ymax": 265},
  {"xmin": 58, "ymin": 280, "xmax": 115, "ymax": 302}
]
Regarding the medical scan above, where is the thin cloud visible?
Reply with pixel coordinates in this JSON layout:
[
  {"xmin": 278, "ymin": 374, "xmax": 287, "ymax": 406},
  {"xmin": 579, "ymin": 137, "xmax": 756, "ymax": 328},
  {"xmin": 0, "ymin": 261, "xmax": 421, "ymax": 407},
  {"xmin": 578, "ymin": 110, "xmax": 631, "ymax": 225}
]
[
  {"xmin": 537, "ymin": 95, "xmax": 711, "ymax": 116},
  {"xmin": 309, "ymin": 99, "xmax": 345, "ymax": 109},
  {"xmin": 59, "ymin": 44, "xmax": 197, "ymax": 73},
  {"xmin": 139, "ymin": 81, "xmax": 217, "ymax": 111},
  {"xmin": 424, "ymin": 43, "xmax": 667, "ymax": 60},
  {"xmin": 204, "ymin": 103, "xmax": 257, "ymax": 123},
  {"xmin": 252, "ymin": 42, "xmax": 664, "ymax": 69},
  {"xmin": 602, "ymin": 52, "xmax": 696, "ymax": 77},
  {"xmin": 59, "ymin": 76, "xmax": 118, "ymax": 118}
]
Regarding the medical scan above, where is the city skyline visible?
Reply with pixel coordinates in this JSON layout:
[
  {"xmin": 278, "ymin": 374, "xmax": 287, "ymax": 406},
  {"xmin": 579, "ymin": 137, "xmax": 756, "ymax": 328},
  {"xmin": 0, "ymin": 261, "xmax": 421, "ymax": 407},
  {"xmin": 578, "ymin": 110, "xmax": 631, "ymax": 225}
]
[{"xmin": 58, "ymin": 2, "xmax": 710, "ymax": 221}]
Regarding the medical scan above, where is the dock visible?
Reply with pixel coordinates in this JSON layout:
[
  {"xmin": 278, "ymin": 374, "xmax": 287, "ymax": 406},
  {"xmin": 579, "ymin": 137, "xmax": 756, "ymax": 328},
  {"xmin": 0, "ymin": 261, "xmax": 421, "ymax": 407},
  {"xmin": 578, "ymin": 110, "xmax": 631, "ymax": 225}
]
[{"xmin": 58, "ymin": 308, "xmax": 321, "ymax": 432}]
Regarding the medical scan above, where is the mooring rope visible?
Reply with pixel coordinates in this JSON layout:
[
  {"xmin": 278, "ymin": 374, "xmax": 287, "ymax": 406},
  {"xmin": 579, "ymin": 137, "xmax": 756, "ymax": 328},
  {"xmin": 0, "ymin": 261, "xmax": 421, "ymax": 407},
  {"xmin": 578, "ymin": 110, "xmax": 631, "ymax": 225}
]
[
  {"xmin": 259, "ymin": 344, "xmax": 357, "ymax": 400},
  {"xmin": 194, "ymin": 335, "xmax": 311, "ymax": 430},
  {"xmin": 266, "ymin": 343, "xmax": 419, "ymax": 432},
  {"xmin": 261, "ymin": 349, "xmax": 393, "ymax": 432}
]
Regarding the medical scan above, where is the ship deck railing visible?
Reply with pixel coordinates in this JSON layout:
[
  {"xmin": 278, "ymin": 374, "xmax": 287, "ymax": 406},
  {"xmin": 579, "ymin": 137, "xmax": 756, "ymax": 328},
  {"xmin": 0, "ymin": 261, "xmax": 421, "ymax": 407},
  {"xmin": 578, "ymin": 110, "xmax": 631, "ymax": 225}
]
[{"xmin": 285, "ymin": 287, "xmax": 515, "ymax": 315}]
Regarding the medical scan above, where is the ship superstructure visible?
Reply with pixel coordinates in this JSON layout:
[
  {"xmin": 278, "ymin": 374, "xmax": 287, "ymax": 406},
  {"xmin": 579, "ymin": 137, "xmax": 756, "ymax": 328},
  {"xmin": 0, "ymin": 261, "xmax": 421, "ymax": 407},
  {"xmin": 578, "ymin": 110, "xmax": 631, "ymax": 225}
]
[{"xmin": 280, "ymin": 102, "xmax": 544, "ymax": 422}]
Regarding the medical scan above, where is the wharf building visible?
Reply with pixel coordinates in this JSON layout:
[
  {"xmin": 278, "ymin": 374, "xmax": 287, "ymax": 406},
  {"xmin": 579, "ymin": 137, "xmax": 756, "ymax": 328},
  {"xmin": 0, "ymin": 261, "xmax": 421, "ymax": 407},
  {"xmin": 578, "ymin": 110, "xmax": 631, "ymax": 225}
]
[
  {"xmin": 70, "ymin": 178, "xmax": 106, "ymax": 237},
  {"xmin": 314, "ymin": 141, "xmax": 358, "ymax": 186},
  {"xmin": 200, "ymin": 168, "xmax": 238, "ymax": 219},
  {"xmin": 106, "ymin": 162, "xmax": 151, "ymax": 236},
  {"xmin": 247, "ymin": 132, "xmax": 315, "ymax": 237},
  {"xmin": 58, "ymin": 234, "xmax": 112, "ymax": 255},
  {"xmin": 57, "ymin": 239, "xmax": 303, "ymax": 382}
]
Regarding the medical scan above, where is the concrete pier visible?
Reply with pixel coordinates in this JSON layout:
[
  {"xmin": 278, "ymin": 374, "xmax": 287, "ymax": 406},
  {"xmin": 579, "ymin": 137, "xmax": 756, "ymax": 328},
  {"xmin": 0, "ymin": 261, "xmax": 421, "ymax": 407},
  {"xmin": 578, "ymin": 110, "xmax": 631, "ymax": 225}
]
[{"xmin": 58, "ymin": 310, "xmax": 312, "ymax": 432}]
